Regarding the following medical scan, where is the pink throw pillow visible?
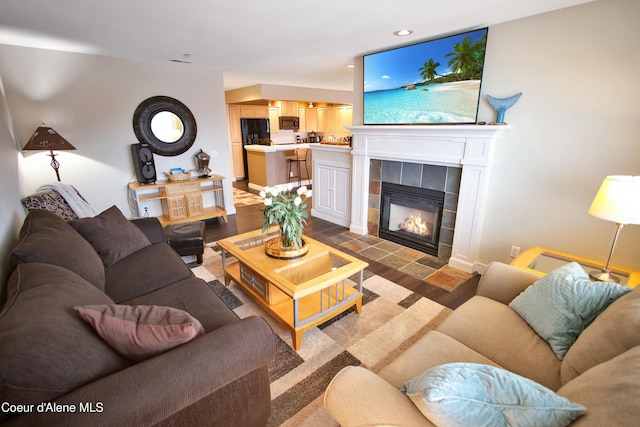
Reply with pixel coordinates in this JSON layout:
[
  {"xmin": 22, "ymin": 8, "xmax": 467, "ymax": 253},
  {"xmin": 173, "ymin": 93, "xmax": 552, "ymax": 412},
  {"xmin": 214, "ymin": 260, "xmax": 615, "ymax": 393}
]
[{"xmin": 75, "ymin": 304, "xmax": 205, "ymax": 361}]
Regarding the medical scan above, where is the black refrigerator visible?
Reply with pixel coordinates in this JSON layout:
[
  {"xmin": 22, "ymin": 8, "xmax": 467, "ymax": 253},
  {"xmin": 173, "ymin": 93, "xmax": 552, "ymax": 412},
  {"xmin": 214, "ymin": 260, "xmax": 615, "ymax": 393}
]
[{"xmin": 240, "ymin": 118, "xmax": 271, "ymax": 178}]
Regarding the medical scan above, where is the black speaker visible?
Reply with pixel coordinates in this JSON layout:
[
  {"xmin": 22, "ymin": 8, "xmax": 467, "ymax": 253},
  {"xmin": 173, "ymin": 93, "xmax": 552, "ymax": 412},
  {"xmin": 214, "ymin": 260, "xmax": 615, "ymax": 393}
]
[{"xmin": 131, "ymin": 143, "xmax": 156, "ymax": 184}]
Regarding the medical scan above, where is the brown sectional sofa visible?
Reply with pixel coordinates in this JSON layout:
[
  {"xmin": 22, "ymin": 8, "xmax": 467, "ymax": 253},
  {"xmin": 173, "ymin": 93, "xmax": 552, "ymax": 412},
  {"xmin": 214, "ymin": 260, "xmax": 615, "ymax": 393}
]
[
  {"xmin": 0, "ymin": 209, "xmax": 277, "ymax": 426},
  {"xmin": 325, "ymin": 261, "xmax": 640, "ymax": 426}
]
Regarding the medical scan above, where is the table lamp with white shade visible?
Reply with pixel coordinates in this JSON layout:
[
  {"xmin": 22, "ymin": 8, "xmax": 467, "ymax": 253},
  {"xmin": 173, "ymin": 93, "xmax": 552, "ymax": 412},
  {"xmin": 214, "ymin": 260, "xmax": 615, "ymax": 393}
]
[{"xmin": 588, "ymin": 175, "xmax": 640, "ymax": 282}]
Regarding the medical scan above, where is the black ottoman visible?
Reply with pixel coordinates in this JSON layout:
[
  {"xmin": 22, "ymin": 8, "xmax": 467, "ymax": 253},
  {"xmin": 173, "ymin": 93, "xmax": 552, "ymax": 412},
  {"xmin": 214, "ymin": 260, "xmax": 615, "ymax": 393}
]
[{"xmin": 164, "ymin": 221, "xmax": 206, "ymax": 264}]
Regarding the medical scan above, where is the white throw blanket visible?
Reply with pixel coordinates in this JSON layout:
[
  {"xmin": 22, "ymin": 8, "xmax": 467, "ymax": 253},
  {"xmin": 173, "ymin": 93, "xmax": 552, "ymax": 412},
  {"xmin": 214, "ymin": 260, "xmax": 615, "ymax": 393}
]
[{"xmin": 37, "ymin": 182, "xmax": 98, "ymax": 218}]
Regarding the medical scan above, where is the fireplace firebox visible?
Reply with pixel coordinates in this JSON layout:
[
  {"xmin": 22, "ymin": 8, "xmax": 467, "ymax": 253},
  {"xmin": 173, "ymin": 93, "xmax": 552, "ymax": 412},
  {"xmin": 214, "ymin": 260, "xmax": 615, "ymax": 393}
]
[{"xmin": 379, "ymin": 183, "xmax": 444, "ymax": 256}]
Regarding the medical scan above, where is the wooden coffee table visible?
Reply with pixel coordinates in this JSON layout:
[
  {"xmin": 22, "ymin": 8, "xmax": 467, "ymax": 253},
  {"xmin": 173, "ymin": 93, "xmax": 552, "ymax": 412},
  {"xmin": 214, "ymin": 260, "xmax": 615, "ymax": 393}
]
[{"xmin": 217, "ymin": 228, "xmax": 369, "ymax": 350}]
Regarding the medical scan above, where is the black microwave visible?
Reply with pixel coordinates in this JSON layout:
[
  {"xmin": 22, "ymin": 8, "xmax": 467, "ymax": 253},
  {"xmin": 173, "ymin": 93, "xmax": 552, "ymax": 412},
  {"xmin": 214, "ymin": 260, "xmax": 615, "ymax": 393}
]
[{"xmin": 279, "ymin": 116, "xmax": 299, "ymax": 130}]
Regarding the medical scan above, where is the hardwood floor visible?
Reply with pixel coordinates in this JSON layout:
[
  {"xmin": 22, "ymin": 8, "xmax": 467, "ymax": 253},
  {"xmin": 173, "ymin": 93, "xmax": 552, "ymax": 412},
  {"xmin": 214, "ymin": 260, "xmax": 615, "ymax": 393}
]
[{"xmin": 204, "ymin": 181, "xmax": 477, "ymax": 310}]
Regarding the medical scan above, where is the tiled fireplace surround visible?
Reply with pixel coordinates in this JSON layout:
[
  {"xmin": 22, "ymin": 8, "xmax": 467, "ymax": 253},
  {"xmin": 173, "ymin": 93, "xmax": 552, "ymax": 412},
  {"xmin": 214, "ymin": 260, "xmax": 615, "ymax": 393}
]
[
  {"xmin": 349, "ymin": 125, "xmax": 507, "ymax": 274},
  {"xmin": 368, "ymin": 160, "xmax": 461, "ymax": 261}
]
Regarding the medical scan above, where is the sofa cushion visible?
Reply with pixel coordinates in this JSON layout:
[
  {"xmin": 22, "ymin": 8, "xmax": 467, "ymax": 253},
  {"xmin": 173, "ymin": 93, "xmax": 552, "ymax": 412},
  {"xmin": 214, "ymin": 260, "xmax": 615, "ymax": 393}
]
[
  {"xmin": 122, "ymin": 277, "xmax": 239, "ymax": 332},
  {"xmin": 509, "ymin": 262, "xmax": 631, "ymax": 360},
  {"xmin": 558, "ymin": 346, "xmax": 640, "ymax": 427},
  {"xmin": 378, "ymin": 330, "xmax": 502, "ymax": 389},
  {"xmin": 561, "ymin": 285, "xmax": 640, "ymax": 384},
  {"xmin": 70, "ymin": 205, "xmax": 151, "ymax": 266},
  {"xmin": 325, "ymin": 366, "xmax": 433, "ymax": 427},
  {"xmin": 10, "ymin": 209, "xmax": 105, "ymax": 290},
  {"xmin": 105, "ymin": 243, "xmax": 193, "ymax": 303},
  {"xmin": 436, "ymin": 295, "xmax": 562, "ymax": 390},
  {"xmin": 0, "ymin": 263, "xmax": 131, "ymax": 422},
  {"xmin": 402, "ymin": 363, "xmax": 586, "ymax": 427},
  {"xmin": 75, "ymin": 304, "xmax": 205, "ymax": 361}
]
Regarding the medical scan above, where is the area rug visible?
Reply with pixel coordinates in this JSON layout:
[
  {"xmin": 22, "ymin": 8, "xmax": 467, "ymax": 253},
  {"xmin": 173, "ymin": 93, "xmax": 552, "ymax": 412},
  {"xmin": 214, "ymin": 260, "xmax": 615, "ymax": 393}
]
[
  {"xmin": 232, "ymin": 187, "xmax": 264, "ymax": 207},
  {"xmin": 191, "ymin": 243, "xmax": 453, "ymax": 426}
]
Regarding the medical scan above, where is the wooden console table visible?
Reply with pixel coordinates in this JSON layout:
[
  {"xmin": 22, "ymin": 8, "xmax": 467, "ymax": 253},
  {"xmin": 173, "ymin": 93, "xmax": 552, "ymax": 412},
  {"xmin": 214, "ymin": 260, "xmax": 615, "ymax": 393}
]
[
  {"xmin": 218, "ymin": 228, "xmax": 368, "ymax": 350},
  {"xmin": 128, "ymin": 175, "xmax": 227, "ymax": 226}
]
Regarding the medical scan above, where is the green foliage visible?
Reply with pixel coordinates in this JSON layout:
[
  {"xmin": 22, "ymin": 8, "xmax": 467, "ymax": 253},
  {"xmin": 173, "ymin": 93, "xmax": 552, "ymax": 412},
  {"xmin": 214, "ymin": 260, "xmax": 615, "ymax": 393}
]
[
  {"xmin": 419, "ymin": 58, "xmax": 441, "ymax": 82},
  {"xmin": 260, "ymin": 184, "xmax": 311, "ymax": 248},
  {"xmin": 419, "ymin": 33, "xmax": 487, "ymax": 84}
]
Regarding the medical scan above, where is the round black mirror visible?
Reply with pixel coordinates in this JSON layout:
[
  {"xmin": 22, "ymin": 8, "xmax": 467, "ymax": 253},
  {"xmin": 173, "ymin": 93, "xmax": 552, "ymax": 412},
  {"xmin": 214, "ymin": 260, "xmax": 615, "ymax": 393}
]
[{"xmin": 133, "ymin": 96, "xmax": 197, "ymax": 156}]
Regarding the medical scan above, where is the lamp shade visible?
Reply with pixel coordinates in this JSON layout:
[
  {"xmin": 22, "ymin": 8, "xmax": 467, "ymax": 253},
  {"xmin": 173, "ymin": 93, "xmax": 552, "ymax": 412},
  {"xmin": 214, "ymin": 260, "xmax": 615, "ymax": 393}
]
[
  {"xmin": 22, "ymin": 126, "xmax": 76, "ymax": 151},
  {"xmin": 588, "ymin": 175, "xmax": 640, "ymax": 225}
]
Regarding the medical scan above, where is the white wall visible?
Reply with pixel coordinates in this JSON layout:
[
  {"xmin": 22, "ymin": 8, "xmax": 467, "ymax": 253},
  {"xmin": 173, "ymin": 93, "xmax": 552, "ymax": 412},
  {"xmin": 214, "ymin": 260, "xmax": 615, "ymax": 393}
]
[
  {"xmin": 479, "ymin": 0, "xmax": 640, "ymax": 270},
  {"xmin": 353, "ymin": 0, "xmax": 639, "ymax": 271},
  {"xmin": 0, "ymin": 75, "xmax": 23, "ymax": 284},
  {"xmin": 0, "ymin": 45, "xmax": 235, "ymax": 219}
]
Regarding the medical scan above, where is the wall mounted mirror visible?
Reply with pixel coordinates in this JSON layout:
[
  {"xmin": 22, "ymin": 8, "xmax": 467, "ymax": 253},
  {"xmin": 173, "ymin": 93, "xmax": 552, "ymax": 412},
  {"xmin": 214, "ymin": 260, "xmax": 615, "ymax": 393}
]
[{"xmin": 133, "ymin": 96, "xmax": 197, "ymax": 156}]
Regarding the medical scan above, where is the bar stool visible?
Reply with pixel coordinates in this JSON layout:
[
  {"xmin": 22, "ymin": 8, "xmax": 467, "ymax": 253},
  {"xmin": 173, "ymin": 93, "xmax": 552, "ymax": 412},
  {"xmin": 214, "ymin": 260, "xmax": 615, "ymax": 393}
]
[{"xmin": 287, "ymin": 149, "xmax": 309, "ymax": 187}]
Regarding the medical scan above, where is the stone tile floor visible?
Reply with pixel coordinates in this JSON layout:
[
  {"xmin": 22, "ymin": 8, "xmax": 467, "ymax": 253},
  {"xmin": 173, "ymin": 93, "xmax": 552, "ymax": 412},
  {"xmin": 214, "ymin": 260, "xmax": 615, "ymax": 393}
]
[{"xmin": 328, "ymin": 231, "xmax": 475, "ymax": 292}]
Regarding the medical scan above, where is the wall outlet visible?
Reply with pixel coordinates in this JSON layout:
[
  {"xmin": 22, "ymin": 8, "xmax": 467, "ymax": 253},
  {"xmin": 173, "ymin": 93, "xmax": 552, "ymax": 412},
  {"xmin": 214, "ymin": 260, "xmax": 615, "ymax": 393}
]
[
  {"xmin": 510, "ymin": 245, "xmax": 521, "ymax": 258},
  {"xmin": 210, "ymin": 150, "xmax": 218, "ymax": 158}
]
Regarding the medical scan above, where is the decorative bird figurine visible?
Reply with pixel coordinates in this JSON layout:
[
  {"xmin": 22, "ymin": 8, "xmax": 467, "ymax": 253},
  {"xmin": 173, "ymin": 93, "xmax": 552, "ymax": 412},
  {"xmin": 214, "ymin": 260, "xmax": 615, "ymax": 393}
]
[{"xmin": 487, "ymin": 92, "xmax": 522, "ymax": 123}]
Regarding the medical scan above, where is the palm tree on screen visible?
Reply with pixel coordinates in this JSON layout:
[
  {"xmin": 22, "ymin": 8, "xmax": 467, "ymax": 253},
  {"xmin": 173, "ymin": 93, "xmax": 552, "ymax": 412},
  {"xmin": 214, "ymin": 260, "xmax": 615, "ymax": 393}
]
[
  {"xmin": 419, "ymin": 58, "xmax": 441, "ymax": 82},
  {"xmin": 445, "ymin": 35, "xmax": 484, "ymax": 79}
]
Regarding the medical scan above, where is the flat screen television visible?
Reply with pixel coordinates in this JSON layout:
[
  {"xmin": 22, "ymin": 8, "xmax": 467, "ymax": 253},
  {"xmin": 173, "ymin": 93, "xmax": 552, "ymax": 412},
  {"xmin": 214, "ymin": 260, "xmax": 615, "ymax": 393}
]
[{"xmin": 363, "ymin": 28, "xmax": 488, "ymax": 125}]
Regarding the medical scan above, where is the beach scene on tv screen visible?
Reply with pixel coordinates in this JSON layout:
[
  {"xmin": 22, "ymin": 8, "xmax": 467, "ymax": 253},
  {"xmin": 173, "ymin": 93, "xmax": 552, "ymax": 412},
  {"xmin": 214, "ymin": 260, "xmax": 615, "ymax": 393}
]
[{"xmin": 364, "ymin": 28, "xmax": 488, "ymax": 125}]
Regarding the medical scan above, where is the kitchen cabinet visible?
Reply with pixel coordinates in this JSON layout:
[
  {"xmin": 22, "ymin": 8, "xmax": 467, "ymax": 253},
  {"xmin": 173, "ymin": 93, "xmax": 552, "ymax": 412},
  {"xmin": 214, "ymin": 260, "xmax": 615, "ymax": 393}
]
[
  {"xmin": 335, "ymin": 106, "xmax": 353, "ymax": 131},
  {"xmin": 279, "ymin": 101, "xmax": 298, "ymax": 116},
  {"xmin": 232, "ymin": 142, "xmax": 245, "ymax": 178},
  {"xmin": 314, "ymin": 162, "xmax": 350, "ymax": 226},
  {"xmin": 305, "ymin": 108, "xmax": 318, "ymax": 132},
  {"xmin": 128, "ymin": 176, "xmax": 228, "ymax": 226},
  {"xmin": 228, "ymin": 105, "xmax": 245, "ymax": 179},
  {"xmin": 311, "ymin": 145, "xmax": 351, "ymax": 227},
  {"xmin": 317, "ymin": 107, "xmax": 335, "ymax": 132},
  {"xmin": 228, "ymin": 105, "xmax": 242, "ymax": 142},
  {"xmin": 240, "ymin": 105, "xmax": 268, "ymax": 118},
  {"xmin": 298, "ymin": 108, "xmax": 307, "ymax": 132},
  {"xmin": 268, "ymin": 107, "xmax": 280, "ymax": 133}
]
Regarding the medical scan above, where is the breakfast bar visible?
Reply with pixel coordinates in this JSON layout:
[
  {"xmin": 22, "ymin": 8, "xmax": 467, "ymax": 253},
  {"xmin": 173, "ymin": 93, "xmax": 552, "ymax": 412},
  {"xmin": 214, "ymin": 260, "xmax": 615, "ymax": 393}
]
[{"xmin": 245, "ymin": 143, "xmax": 317, "ymax": 191}]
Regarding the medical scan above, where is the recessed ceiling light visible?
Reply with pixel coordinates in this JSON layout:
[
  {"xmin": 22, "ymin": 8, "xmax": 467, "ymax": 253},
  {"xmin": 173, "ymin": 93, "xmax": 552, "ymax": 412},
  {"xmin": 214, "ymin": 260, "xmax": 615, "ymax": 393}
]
[{"xmin": 393, "ymin": 29, "xmax": 413, "ymax": 36}]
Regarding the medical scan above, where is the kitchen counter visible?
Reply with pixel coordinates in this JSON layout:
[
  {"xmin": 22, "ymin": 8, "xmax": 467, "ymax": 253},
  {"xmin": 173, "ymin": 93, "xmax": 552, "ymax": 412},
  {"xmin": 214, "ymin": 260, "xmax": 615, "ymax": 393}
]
[
  {"xmin": 244, "ymin": 143, "xmax": 320, "ymax": 152},
  {"xmin": 310, "ymin": 143, "xmax": 351, "ymax": 152},
  {"xmin": 245, "ymin": 144, "xmax": 314, "ymax": 191}
]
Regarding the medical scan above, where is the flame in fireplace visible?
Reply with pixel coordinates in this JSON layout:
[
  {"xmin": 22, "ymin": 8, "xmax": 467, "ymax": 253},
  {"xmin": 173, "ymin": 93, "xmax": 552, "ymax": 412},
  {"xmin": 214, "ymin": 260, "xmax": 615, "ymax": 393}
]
[{"xmin": 400, "ymin": 210, "xmax": 431, "ymax": 236}]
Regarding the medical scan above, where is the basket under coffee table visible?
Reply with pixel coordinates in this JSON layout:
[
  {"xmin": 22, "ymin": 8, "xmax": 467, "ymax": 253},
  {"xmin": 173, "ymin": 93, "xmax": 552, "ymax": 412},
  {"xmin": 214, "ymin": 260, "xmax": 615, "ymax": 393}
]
[{"xmin": 217, "ymin": 228, "xmax": 369, "ymax": 350}]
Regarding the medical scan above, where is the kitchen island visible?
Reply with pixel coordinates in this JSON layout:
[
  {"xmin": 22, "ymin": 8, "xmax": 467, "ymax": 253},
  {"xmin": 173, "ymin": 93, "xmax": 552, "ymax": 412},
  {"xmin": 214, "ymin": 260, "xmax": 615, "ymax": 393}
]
[{"xmin": 245, "ymin": 143, "xmax": 317, "ymax": 191}]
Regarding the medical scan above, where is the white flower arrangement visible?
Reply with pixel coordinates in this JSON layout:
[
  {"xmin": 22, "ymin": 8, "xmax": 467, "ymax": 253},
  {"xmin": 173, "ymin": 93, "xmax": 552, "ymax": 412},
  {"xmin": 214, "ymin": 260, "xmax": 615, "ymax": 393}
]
[{"xmin": 259, "ymin": 184, "xmax": 312, "ymax": 248}]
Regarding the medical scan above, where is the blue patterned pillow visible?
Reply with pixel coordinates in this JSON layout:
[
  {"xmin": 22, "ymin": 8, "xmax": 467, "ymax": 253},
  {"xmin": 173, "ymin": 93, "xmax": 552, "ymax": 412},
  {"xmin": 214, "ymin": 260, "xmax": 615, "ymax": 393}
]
[
  {"xmin": 402, "ymin": 363, "xmax": 586, "ymax": 427},
  {"xmin": 509, "ymin": 262, "xmax": 631, "ymax": 360}
]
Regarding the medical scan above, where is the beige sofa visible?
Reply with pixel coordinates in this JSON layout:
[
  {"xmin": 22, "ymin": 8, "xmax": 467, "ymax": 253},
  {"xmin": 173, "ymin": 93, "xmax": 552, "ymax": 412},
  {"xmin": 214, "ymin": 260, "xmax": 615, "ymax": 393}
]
[{"xmin": 325, "ymin": 262, "xmax": 640, "ymax": 426}]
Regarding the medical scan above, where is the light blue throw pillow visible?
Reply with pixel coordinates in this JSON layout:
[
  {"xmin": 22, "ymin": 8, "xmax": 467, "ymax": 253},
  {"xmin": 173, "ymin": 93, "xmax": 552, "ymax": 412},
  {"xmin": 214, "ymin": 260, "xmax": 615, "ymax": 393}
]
[
  {"xmin": 508, "ymin": 262, "xmax": 631, "ymax": 360},
  {"xmin": 402, "ymin": 363, "xmax": 587, "ymax": 427}
]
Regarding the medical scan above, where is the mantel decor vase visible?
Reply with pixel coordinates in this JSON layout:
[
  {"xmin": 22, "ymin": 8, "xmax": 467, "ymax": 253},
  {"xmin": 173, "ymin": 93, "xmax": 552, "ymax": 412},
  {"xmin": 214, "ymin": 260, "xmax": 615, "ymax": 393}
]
[{"xmin": 260, "ymin": 184, "xmax": 312, "ymax": 260}]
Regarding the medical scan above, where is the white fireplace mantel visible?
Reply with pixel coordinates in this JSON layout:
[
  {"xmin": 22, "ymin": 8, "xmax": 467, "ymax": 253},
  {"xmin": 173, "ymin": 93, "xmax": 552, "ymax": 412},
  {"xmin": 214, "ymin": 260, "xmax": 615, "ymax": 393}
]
[{"xmin": 348, "ymin": 125, "xmax": 509, "ymax": 274}]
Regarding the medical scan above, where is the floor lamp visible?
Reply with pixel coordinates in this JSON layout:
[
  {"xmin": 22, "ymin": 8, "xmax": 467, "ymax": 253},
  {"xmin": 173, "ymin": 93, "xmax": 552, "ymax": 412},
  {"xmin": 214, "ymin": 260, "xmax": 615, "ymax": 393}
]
[
  {"xmin": 588, "ymin": 175, "xmax": 640, "ymax": 282},
  {"xmin": 22, "ymin": 125, "xmax": 76, "ymax": 182}
]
